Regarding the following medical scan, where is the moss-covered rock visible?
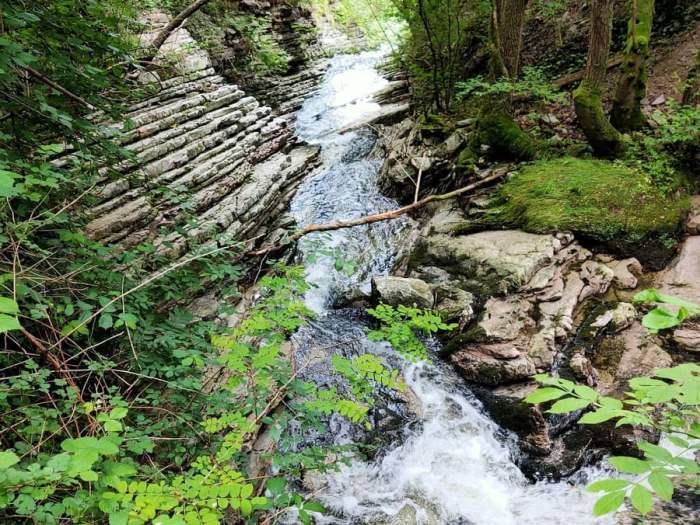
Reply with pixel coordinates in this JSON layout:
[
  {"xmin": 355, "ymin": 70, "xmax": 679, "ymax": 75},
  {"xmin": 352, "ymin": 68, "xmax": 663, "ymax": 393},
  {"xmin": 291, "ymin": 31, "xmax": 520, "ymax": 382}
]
[
  {"xmin": 476, "ymin": 110, "xmax": 536, "ymax": 161},
  {"xmin": 490, "ymin": 157, "xmax": 689, "ymax": 267}
]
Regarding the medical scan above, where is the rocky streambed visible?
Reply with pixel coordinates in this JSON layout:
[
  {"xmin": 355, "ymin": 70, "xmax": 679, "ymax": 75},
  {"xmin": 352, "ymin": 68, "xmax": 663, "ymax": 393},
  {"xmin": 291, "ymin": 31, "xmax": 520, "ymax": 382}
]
[{"xmin": 82, "ymin": 12, "xmax": 699, "ymax": 524}]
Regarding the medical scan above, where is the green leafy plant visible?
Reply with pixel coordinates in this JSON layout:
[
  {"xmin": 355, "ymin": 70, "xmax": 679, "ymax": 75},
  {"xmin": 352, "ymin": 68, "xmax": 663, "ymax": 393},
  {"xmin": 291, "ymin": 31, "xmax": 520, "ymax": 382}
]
[
  {"xmin": 633, "ymin": 288, "xmax": 700, "ymax": 334},
  {"xmin": 526, "ymin": 364, "xmax": 700, "ymax": 517},
  {"xmin": 457, "ymin": 67, "xmax": 567, "ymax": 105},
  {"xmin": 366, "ymin": 304, "xmax": 456, "ymax": 362}
]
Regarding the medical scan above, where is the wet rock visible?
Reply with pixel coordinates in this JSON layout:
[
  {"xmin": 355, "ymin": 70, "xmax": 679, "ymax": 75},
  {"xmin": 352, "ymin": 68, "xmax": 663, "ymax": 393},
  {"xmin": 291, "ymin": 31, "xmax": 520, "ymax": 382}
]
[
  {"xmin": 388, "ymin": 505, "xmax": 417, "ymax": 525},
  {"xmin": 590, "ymin": 302, "xmax": 636, "ymax": 334},
  {"xmin": 442, "ymin": 132, "xmax": 465, "ymax": 156},
  {"xmin": 656, "ymin": 237, "xmax": 700, "ymax": 357},
  {"xmin": 450, "ymin": 349, "xmax": 536, "ymax": 386},
  {"xmin": 672, "ymin": 323, "xmax": 700, "ymax": 352},
  {"xmin": 371, "ymin": 276, "xmax": 434, "ymax": 309},
  {"xmin": 433, "ymin": 286, "xmax": 475, "ymax": 325},
  {"xmin": 569, "ymin": 352, "xmax": 598, "ymax": 385},
  {"xmin": 474, "ymin": 382, "xmax": 551, "ymax": 454},
  {"xmin": 593, "ymin": 321, "xmax": 672, "ymax": 395},
  {"xmin": 422, "ymin": 201, "xmax": 468, "ymax": 235},
  {"xmin": 79, "ymin": 12, "xmax": 322, "ymax": 260},
  {"xmin": 339, "ymin": 102, "xmax": 411, "ymax": 134}
]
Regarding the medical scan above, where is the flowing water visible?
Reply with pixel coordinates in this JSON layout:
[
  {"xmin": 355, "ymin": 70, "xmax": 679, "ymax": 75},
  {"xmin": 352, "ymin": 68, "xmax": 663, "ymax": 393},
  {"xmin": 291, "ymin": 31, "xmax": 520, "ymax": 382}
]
[{"xmin": 288, "ymin": 51, "xmax": 612, "ymax": 525}]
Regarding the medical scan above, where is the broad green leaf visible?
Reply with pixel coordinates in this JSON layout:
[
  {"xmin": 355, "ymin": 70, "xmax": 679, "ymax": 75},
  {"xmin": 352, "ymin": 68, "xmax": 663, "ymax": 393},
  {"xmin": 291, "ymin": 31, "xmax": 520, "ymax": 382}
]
[
  {"xmin": 587, "ymin": 479, "xmax": 631, "ymax": 492},
  {"xmin": 0, "ymin": 297, "xmax": 19, "ymax": 314},
  {"xmin": 0, "ymin": 450, "xmax": 20, "ymax": 469},
  {"xmin": 648, "ymin": 471, "xmax": 674, "ymax": 502},
  {"xmin": 525, "ymin": 387, "xmax": 567, "ymax": 404},
  {"xmin": 98, "ymin": 313, "xmax": 113, "ymax": 329},
  {"xmin": 638, "ymin": 441, "xmax": 672, "ymax": 462},
  {"xmin": 630, "ymin": 484, "xmax": 653, "ymax": 515},
  {"xmin": 574, "ymin": 385, "xmax": 598, "ymax": 401},
  {"xmin": 79, "ymin": 469, "xmax": 99, "ymax": 482},
  {"xmin": 0, "ymin": 171, "xmax": 17, "ymax": 197},
  {"xmin": 634, "ymin": 288, "xmax": 700, "ymax": 312},
  {"xmin": 598, "ymin": 396, "xmax": 624, "ymax": 410},
  {"xmin": 547, "ymin": 397, "xmax": 591, "ymax": 414},
  {"xmin": 593, "ymin": 490, "xmax": 625, "ymax": 516},
  {"xmin": 304, "ymin": 501, "xmax": 326, "ymax": 513},
  {"xmin": 0, "ymin": 313, "xmax": 21, "ymax": 333},
  {"xmin": 109, "ymin": 407, "xmax": 128, "ymax": 420},
  {"xmin": 104, "ymin": 420, "xmax": 122, "ymax": 432},
  {"xmin": 109, "ymin": 511, "xmax": 128, "ymax": 525},
  {"xmin": 579, "ymin": 409, "xmax": 618, "ymax": 424},
  {"xmin": 641, "ymin": 307, "xmax": 683, "ymax": 333},
  {"xmin": 608, "ymin": 456, "xmax": 650, "ymax": 474}
]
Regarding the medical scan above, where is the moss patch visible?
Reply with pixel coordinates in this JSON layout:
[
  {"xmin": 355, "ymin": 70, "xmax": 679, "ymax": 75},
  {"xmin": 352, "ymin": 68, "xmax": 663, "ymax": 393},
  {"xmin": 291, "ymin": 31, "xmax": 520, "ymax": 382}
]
[
  {"xmin": 477, "ymin": 110, "xmax": 536, "ymax": 161},
  {"xmin": 490, "ymin": 157, "xmax": 689, "ymax": 266}
]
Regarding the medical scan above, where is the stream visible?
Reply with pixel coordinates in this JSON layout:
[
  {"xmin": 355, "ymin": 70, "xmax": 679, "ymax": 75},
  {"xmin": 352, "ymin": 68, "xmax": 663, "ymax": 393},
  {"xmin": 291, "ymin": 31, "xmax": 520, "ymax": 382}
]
[{"xmin": 287, "ymin": 51, "xmax": 612, "ymax": 525}]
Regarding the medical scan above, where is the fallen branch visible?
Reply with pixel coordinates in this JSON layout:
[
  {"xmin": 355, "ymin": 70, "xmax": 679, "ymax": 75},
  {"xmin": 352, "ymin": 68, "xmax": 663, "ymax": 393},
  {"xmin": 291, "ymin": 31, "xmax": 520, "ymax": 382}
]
[
  {"xmin": 553, "ymin": 55, "xmax": 623, "ymax": 88},
  {"xmin": 24, "ymin": 65, "xmax": 96, "ymax": 111},
  {"xmin": 248, "ymin": 169, "xmax": 508, "ymax": 257},
  {"xmin": 19, "ymin": 327, "xmax": 99, "ymax": 432},
  {"xmin": 141, "ymin": 0, "xmax": 213, "ymax": 64}
]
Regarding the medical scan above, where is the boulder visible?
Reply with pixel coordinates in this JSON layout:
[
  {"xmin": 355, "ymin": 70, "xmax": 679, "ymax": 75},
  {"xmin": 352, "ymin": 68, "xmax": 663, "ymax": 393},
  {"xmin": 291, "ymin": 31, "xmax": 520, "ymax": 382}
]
[
  {"xmin": 433, "ymin": 286, "xmax": 475, "ymax": 325},
  {"xmin": 672, "ymin": 323, "xmax": 700, "ymax": 352},
  {"xmin": 371, "ymin": 276, "xmax": 434, "ymax": 309},
  {"xmin": 478, "ymin": 297, "xmax": 535, "ymax": 342},
  {"xmin": 388, "ymin": 505, "xmax": 417, "ymax": 525},
  {"xmin": 592, "ymin": 321, "xmax": 673, "ymax": 395},
  {"xmin": 590, "ymin": 302, "xmax": 636, "ymax": 334},
  {"xmin": 474, "ymin": 382, "xmax": 551, "ymax": 454},
  {"xmin": 450, "ymin": 349, "xmax": 536, "ymax": 386},
  {"xmin": 419, "ymin": 230, "xmax": 562, "ymax": 295}
]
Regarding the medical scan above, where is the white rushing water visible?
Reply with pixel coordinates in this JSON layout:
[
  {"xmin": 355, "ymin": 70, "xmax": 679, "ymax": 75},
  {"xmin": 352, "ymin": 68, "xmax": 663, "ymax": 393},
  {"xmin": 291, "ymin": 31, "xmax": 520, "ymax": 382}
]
[{"xmin": 289, "ymin": 51, "xmax": 612, "ymax": 525}]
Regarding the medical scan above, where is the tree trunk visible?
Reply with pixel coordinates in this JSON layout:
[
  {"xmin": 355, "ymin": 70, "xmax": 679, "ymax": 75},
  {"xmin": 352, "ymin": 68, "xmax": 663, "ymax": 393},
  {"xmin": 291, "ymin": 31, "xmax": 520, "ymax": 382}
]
[
  {"xmin": 474, "ymin": 0, "xmax": 535, "ymax": 162},
  {"xmin": 491, "ymin": 0, "xmax": 530, "ymax": 80},
  {"xmin": 682, "ymin": 47, "xmax": 700, "ymax": 105},
  {"xmin": 610, "ymin": 0, "xmax": 654, "ymax": 131},
  {"xmin": 574, "ymin": 0, "xmax": 625, "ymax": 157}
]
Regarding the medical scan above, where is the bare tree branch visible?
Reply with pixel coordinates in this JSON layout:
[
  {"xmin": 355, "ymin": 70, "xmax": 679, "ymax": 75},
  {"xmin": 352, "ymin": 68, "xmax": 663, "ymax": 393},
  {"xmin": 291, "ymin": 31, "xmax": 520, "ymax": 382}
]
[
  {"xmin": 142, "ymin": 0, "xmax": 213, "ymax": 64},
  {"xmin": 248, "ymin": 170, "xmax": 509, "ymax": 257}
]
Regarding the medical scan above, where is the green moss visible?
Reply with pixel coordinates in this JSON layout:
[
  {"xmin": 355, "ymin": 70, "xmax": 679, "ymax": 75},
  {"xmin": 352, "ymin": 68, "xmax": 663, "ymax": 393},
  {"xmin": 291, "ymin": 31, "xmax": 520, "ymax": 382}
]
[
  {"xmin": 573, "ymin": 84, "xmax": 625, "ymax": 158},
  {"xmin": 490, "ymin": 157, "xmax": 689, "ymax": 263},
  {"xmin": 477, "ymin": 110, "xmax": 536, "ymax": 161}
]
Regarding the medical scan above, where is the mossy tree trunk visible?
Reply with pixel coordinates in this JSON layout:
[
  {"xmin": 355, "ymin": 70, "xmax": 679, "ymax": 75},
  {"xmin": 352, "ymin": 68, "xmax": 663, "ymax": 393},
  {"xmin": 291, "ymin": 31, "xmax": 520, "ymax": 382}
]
[
  {"xmin": 682, "ymin": 47, "xmax": 700, "ymax": 105},
  {"xmin": 574, "ymin": 0, "xmax": 625, "ymax": 157},
  {"xmin": 610, "ymin": 0, "xmax": 655, "ymax": 131},
  {"xmin": 476, "ymin": 0, "xmax": 535, "ymax": 161}
]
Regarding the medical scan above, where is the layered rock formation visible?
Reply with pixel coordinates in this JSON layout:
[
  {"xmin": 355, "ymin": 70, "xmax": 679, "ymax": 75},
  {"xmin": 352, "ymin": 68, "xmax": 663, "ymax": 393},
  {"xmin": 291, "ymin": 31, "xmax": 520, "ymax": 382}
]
[{"xmin": 78, "ymin": 11, "xmax": 321, "ymax": 258}]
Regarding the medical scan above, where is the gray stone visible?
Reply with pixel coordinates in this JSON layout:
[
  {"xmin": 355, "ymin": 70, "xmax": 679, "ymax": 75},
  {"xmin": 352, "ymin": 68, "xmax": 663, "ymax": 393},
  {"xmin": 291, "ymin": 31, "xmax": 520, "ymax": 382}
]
[
  {"xmin": 371, "ymin": 276, "xmax": 434, "ymax": 309},
  {"xmin": 420, "ymin": 230, "xmax": 560, "ymax": 295},
  {"xmin": 479, "ymin": 297, "xmax": 535, "ymax": 342},
  {"xmin": 451, "ymin": 349, "xmax": 536, "ymax": 386},
  {"xmin": 388, "ymin": 505, "xmax": 417, "ymax": 525},
  {"xmin": 433, "ymin": 286, "xmax": 475, "ymax": 325},
  {"xmin": 590, "ymin": 302, "xmax": 636, "ymax": 334},
  {"xmin": 603, "ymin": 257, "xmax": 642, "ymax": 289}
]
